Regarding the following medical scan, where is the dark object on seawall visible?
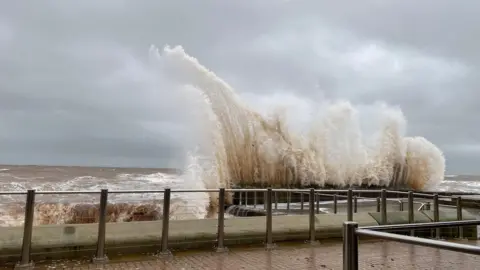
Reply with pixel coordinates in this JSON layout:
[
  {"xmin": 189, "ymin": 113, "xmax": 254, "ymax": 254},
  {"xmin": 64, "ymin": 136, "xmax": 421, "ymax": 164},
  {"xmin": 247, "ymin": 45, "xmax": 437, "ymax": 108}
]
[{"xmin": 224, "ymin": 204, "xmax": 267, "ymax": 217}]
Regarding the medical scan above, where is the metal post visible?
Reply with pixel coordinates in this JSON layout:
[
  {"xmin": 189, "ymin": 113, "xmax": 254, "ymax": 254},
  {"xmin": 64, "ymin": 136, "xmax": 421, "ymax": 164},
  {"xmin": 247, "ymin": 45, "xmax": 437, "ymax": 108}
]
[
  {"xmin": 15, "ymin": 190, "xmax": 35, "ymax": 270},
  {"xmin": 309, "ymin": 188, "xmax": 316, "ymax": 244},
  {"xmin": 316, "ymin": 193, "xmax": 320, "ymax": 214},
  {"xmin": 376, "ymin": 197, "xmax": 380, "ymax": 212},
  {"xmin": 265, "ymin": 188, "xmax": 275, "ymax": 249},
  {"xmin": 300, "ymin": 193, "xmax": 304, "ymax": 211},
  {"xmin": 239, "ymin": 192, "xmax": 243, "ymax": 206},
  {"xmin": 347, "ymin": 189, "xmax": 353, "ymax": 221},
  {"xmin": 245, "ymin": 191, "xmax": 248, "ymax": 207},
  {"xmin": 254, "ymin": 192, "xmax": 257, "ymax": 208},
  {"xmin": 381, "ymin": 189, "xmax": 387, "ymax": 225},
  {"xmin": 456, "ymin": 196, "xmax": 464, "ymax": 239},
  {"xmin": 333, "ymin": 194, "xmax": 338, "ymax": 214},
  {"xmin": 92, "ymin": 189, "xmax": 109, "ymax": 264},
  {"xmin": 216, "ymin": 188, "xmax": 227, "ymax": 252},
  {"xmin": 274, "ymin": 191, "xmax": 278, "ymax": 210},
  {"xmin": 433, "ymin": 194, "xmax": 440, "ymax": 238},
  {"xmin": 398, "ymin": 201, "xmax": 404, "ymax": 211},
  {"xmin": 264, "ymin": 191, "xmax": 267, "ymax": 210},
  {"xmin": 353, "ymin": 196, "xmax": 358, "ymax": 213},
  {"xmin": 408, "ymin": 191, "xmax": 414, "ymax": 236},
  {"xmin": 343, "ymin": 222, "xmax": 358, "ymax": 270},
  {"xmin": 159, "ymin": 188, "xmax": 172, "ymax": 256},
  {"xmin": 287, "ymin": 192, "xmax": 290, "ymax": 212}
]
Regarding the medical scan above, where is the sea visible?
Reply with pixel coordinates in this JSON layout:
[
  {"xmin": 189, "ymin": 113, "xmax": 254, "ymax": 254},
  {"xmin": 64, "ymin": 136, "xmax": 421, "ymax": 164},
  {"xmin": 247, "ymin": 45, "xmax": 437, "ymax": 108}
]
[
  {"xmin": 0, "ymin": 165, "xmax": 478, "ymax": 226},
  {"xmin": 0, "ymin": 165, "xmax": 210, "ymax": 226}
]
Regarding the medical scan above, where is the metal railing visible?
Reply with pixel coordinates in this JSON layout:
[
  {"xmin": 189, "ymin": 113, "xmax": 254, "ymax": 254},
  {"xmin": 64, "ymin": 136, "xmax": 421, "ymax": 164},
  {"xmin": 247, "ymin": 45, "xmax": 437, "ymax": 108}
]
[
  {"xmin": 343, "ymin": 220, "xmax": 480, "ymax": 270},
  {"xmin": 236, "ymin": 189, "xmax": 432, "ymax": 217},
  {"xmin": 1, "ymin": 188, "xmax": 473, "ymax": 269}
]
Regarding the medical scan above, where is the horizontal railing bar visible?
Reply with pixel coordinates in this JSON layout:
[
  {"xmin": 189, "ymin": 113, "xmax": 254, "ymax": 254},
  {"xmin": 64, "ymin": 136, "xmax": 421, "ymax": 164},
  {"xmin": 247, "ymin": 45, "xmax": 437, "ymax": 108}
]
[
  {"xmin": 316, "ymin": 193, "xmax": 424, "ymax": 203},
  {"xmin": 230, "ymin": 189, "xmax": 275, "ymax": 192},
  {"xmin": 269, "ymin": 189, "xmax": 304, "ymax": 192},
  {"xmin": 36, "ymin": 191, "xmax": 101, "ymax": 195},
  {"xmin": 412, "ymin": 193, "xmax": 453, "ymax": 199},
  {"xmin": 353, "ymin": 190, "xmax": 384, "ymax": 193},
  {"xmin": 387, "ymin": 190, "xmax": 409, "ymax": 195},
  {"xmin": 277, "ymin": 189, "xmax": 385, "ymax": 194},
  {"xmin": 0, "ymin": 191, "xmax": 27, "ymax": 195},
  {"xmin": 361, "ymin": 220, "xmax": 480, "ymax": 231},
  {"xmin": 356, "ymin": 229, "xmax": 480, "ymax": 255},
  {"xmin": 386, "ymin": 190, "xmax": 452, "ymax": 199},
  {"xmin": 412, "ymin": 192, "xmax": 435, "ymax": 198},
  {"xmin": 108, "ymin": 190, "xmax": 165, "ymax": 194},
  {"xmin": 315, "ymin": 189, "xmax": 384, "ymax": 193},
  {"xmin": 1, "ymin": 189, "xmax": 479, "ymax": 197},
  {"xmin": 171, "ymin": 189, "xmax": 220, "ymax": 193},
  {"xmin": 316, "ymin": 193, "xmax": 381, "ymax": 197}
]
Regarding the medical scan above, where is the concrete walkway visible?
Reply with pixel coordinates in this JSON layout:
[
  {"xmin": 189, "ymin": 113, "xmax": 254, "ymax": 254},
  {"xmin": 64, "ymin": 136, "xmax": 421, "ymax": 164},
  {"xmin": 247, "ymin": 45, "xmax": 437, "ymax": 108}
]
[{"xmin": 28, "ymin": 240, "xmax": 480, "ymax": 270}]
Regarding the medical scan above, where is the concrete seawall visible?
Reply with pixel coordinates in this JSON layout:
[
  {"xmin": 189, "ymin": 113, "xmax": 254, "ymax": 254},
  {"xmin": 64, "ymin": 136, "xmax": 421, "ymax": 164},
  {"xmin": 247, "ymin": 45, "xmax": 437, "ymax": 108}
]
[{"xmin": 0, "ymin": 210, "xmax": 476, "ymax": 263}]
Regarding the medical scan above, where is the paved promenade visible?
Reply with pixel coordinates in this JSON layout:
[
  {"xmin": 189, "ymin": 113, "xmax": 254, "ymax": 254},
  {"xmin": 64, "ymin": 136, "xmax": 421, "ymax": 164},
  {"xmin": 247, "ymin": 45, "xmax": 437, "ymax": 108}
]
[{"xmin": 29, "ymin": 240, "xmax": 480, "ymax": 270}]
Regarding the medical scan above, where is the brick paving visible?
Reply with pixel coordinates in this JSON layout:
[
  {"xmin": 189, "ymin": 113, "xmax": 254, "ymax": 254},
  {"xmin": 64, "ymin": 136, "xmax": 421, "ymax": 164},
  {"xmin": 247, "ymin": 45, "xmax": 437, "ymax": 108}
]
[{"xmin": 28, "ymin": 240, "xmax": 480, "ymax": 270}]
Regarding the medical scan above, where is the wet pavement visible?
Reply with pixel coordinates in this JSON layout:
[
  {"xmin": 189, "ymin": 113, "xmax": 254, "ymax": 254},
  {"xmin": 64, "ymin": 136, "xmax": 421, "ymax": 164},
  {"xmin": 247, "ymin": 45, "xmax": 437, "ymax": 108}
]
[{"xmin": 28, "ymin": 239, "xmax": 480, "ymax": 270}]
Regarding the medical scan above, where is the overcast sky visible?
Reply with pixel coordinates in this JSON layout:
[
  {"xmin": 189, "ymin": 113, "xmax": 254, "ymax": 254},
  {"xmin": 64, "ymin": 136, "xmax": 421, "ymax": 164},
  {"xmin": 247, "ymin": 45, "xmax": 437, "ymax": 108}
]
[{"xmin": 0, "ymin": 1, "xmax": 478, "ymax": 173}]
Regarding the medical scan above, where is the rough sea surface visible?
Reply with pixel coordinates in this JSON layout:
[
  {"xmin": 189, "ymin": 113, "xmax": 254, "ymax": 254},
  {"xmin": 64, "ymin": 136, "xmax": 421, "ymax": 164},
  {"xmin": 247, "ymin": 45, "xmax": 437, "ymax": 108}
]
[
  {"xmin": 0, "ymin": 165, "xmax": 208, "ymax": 226},
  {"xmin": 0, "ymin": 165, "xmax": 477, "ymax": 226}
]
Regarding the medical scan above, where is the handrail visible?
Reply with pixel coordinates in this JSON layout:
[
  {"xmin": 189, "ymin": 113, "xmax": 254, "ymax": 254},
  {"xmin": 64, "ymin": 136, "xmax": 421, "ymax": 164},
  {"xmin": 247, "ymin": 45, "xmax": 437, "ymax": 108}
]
[
  {"xmin": 0, "ymin": 191, "xmax": 28, "ymax": 195},
  {"xmin": 343, "ymin": 220, "xmax": 480, "ymax": 270},
  {"xmin": 360, "ymin": 219, "xmax": 480, "ymax": 231},
  {"xmin": 356, "ymin": 229, "xmax": 480, "ymax": 255},
  {"xmin": 37, "ymin": 191, "xmax": 102, "ymax": 195},
  {"xmin": 1, "ymin": 188, "xmax": 479, "ymax": 196}
]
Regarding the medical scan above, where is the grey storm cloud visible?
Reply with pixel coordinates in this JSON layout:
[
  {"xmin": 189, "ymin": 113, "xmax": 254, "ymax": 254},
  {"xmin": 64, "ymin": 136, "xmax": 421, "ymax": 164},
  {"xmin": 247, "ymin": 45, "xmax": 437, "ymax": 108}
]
[{"xmin": 0, "ymin": 1, "xmax": 478, "ymax": 173}]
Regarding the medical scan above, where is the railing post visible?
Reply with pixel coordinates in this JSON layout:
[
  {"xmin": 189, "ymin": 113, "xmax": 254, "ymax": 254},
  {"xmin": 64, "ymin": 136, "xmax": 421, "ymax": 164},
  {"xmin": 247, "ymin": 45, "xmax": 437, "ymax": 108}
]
[
  {"xmin": 343, "ymin": 222, "xmax": 358, "ymax": 270},
  {"xmin": 456, "ymin": 196, "xmax": 464, "ymax": 239},
  {"xmin": 309, "ymin": 188, "xmax": 316, "ymax": 245},
  {"xmin": 398, "ymin": 201, "xmax": 404, "ymax": 211},
  {"xmin": 381, "ymin": 189, "xmax": 387, "ymax": 225},
  {"xmin": 316, "ymin": 192, "xmax": 320, "ymax": 214},
  {"xmin": 408, "ymin": 191, "xmax": 414, "ymax": 236},
  {"xmin": 245, "ymin": 191, "xmax": 248, "ymax": 207},
  {"xmin": 353, "ymin": 196, "xmax": 358, "ymax": 213},
  {"xmin": 333, "ymin": 194, "xmax": 338, "ymax": 214},
  {"xmin": 287, "ymin": 191, "xmax": 291, "ymax": 212},
  {"xmin": 92, "ymin": 189, "xmax": 109, "ymax": 264},
  {"xmin": 433, "ymin": 194, "xmax": 440, "ymax": 238},
  {"xmin": 158, "ymin": 188, "xmax": 172, "ymax": 256},
  {"xmin": 264, "ymin": 191, "xmax": 267, "ymax": 210},
  {"xmin": 274, "ymin": 191, "xmax": 278, "ymax": 210},
  {"xmin": 376, "ymin": 197, "xmax": 380, "ymax": 212},
  {"xmin": 253, "ymin": 191, "xmax": 257, "ymax": 208},
  {"xmin": 265, "ymin": 188, "xmax": 275, "ymax": 249},
  {"xmin": 216, "ymin": 188, "xmax": 228, "ymax": 252},
  {"xmin": 15, "ymin": 189, "xmax": 35, "ymax": 270},
  {"xmin": 300, "ymin": 192, "xmax": 304, "ymax": 211},
  {"xmin": 347, "ymin": 189, "xmax": 353, "ymax": 221},
  {"xmin": 239, "ymin": 192, "xmax": 243, "ymax": 206}
]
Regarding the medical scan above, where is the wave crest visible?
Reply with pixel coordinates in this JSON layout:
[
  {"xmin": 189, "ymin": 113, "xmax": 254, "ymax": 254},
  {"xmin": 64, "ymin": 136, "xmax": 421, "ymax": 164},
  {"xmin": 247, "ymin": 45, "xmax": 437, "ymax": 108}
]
[{"xmin": 155, "ymin": 45, "xmax": 445, "ymax": 195}]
